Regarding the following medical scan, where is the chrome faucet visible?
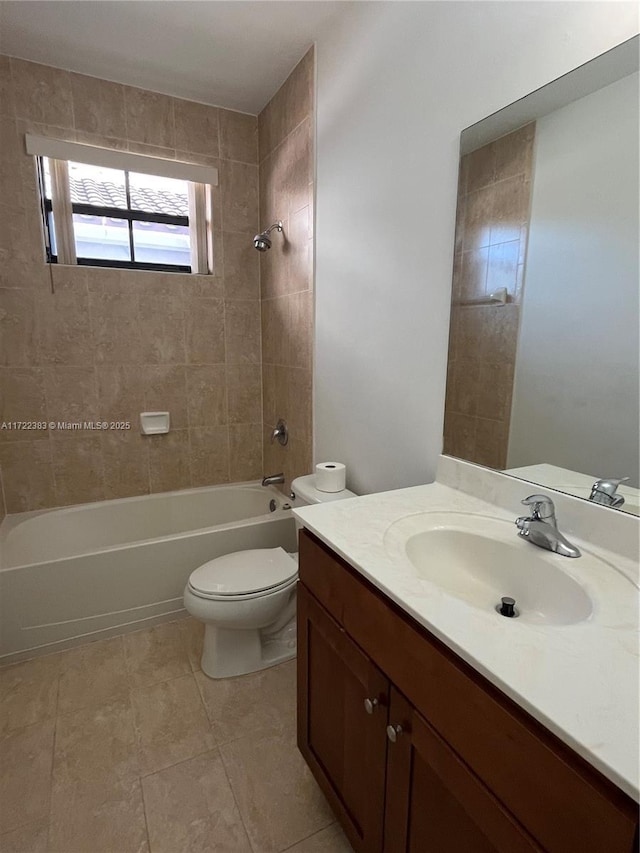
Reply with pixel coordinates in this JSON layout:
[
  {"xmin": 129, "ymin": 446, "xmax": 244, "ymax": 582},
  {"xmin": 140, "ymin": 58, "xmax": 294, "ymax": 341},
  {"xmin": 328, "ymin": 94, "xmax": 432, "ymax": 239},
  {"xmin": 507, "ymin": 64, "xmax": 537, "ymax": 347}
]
[
  {"xmin": 515, "ymin": 495, "xmax": 581, "ymax": 558},
  {"xmin": 261, "ymin": 473, "xmax": 285, "ymax": 487},
  {"xmin": 589, "ymin": 477, "xmax": 628, "ymax": 509}
]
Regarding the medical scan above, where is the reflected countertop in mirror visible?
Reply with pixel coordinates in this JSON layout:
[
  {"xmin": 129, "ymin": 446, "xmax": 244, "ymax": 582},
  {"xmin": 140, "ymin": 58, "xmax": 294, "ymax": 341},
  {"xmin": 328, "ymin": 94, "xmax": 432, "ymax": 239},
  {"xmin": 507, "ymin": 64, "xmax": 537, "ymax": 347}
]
[{"xmin": 443, "ymin": 35, "xmax": 639, "ymax": 515}]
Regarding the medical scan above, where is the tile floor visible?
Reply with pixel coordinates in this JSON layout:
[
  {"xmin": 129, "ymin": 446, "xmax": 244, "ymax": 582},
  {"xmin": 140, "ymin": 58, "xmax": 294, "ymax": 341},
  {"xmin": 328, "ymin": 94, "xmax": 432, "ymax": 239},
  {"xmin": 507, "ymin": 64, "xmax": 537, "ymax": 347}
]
[{"xmin": 0, "ymin": 619, "xmax": 354, "ymax": 853}]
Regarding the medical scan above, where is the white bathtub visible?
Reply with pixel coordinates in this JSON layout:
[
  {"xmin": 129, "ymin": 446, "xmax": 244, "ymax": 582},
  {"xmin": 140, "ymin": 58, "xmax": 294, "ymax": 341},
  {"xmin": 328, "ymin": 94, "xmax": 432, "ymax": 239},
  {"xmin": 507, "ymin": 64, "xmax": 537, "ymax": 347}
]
[{"xmin": 0, "ymin": 482, "xmax": 297, "ymax": 663}]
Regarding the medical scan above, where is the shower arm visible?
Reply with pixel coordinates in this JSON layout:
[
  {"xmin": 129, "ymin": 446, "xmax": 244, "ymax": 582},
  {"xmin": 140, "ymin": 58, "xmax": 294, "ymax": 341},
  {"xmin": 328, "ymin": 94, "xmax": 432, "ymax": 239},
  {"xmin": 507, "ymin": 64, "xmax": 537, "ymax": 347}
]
[{"xmin": 262, "ymin": 221, "xmax": 283, "ymax": 236}]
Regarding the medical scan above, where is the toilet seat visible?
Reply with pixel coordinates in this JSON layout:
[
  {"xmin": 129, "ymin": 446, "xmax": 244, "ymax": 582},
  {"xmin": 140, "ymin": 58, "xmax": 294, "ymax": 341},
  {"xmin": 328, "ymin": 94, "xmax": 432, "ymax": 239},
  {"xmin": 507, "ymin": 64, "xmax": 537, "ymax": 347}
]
[{"xmin": 188, "ymin": 547, "xmax": 298, "ymax": 601}]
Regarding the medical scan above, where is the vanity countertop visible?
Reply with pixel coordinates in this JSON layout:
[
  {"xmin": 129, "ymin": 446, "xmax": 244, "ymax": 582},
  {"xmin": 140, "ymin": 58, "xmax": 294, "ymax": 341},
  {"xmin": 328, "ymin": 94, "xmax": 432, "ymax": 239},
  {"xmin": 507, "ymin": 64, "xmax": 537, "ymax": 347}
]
[{"xmin": 293, "ymin": 480, "xmax": 640, "ymax": 801}]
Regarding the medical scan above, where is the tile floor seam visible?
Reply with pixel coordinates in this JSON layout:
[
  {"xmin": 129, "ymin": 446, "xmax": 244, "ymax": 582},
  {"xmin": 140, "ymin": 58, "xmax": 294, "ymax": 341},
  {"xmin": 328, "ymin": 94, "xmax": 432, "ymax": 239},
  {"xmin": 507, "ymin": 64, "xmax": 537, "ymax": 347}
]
[
  {"xmin": 139, "ymin": 771, "xmax": 154, "ymax": 853},
  {"xmin": 46, "ymin": 712, "xmax": 60, "ymax": 853},
  {"xmin": 137, "ymin": 743, "xmax": 221, "ymax": 781},
  {"xmin": 127, "ymin": 668, "xmax": 197, "ymax": 696},
  {"xmin": 277, "ymin": 814, "xmax": 337, "ymax": 853},
  {"xmin": 216, "ymin": 739, "xmax": 259, "ymax": 853}
]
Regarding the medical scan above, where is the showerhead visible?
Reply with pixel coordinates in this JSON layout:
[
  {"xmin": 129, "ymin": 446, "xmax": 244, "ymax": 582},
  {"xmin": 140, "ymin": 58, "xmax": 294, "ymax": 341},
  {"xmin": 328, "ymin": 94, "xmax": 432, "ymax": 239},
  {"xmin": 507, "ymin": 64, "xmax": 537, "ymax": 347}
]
[
  {"xmin": 253, "ymin": 220, "xmax": 283, "ymax": 252},
  {"xmin": 253, "ymin": 234, "xmax": 272, "ymax": 252}
]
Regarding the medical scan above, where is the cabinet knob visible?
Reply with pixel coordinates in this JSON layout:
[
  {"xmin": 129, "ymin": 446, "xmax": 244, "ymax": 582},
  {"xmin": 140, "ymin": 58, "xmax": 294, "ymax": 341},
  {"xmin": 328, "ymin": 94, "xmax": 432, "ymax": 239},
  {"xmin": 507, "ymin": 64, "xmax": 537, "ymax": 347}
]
[
  {"xmin": 364, "ymin": 697, "xmax": 379, "ymax": 715},
  {"xmin": 386, "ymin": 724, "xmax": 403, "ymax": 743}
]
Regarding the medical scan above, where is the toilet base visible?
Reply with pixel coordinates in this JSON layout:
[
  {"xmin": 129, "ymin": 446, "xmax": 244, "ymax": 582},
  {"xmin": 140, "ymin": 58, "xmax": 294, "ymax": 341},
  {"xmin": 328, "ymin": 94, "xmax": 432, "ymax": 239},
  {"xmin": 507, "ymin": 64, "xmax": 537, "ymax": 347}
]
[{"xmin": 201, "ymin": 621, "xmax": 296, "ymax": 679}]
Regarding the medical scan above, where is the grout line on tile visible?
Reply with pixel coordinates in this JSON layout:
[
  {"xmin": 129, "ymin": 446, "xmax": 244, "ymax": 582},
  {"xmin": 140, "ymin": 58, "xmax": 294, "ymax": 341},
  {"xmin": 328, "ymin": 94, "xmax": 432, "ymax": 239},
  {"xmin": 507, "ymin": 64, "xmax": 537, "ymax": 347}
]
[{"xmin": 217, "ymin": 742, "xmax": 259, "ymax": 853}]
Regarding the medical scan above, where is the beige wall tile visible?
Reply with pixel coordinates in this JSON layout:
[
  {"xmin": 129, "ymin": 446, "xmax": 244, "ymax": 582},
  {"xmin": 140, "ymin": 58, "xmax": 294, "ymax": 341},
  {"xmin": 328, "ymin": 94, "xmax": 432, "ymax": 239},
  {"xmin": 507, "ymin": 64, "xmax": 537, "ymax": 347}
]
[
  {"xmin": 220, "ymin": 109, "xmax": 257, "ymax": 164},
  {"xmin": 281, "ymin": 49, "xmax": 314, "ymax": 142},
  {"xmin": 147, "ymin": 429, "xmax": 191, "ymax": 493},
  {"xmin": 96, "ymin": 364, "xmax": 147, "ymax": 422},
  {"xmin": 102, "ymin": 430, "xmax": 150, "ymax": 499},
  {"xmin": 449, "ymin": 359, "xmax": 480, "ymax": 417},
  {"xmin": 0, "ymin": 367, "xmax": 47, "ymax": 441},
  {"xmin": 288, "ymin": 206, "xmax": 311, "ymax": 293},
  {"xmin": 489, "ymin": 176, "xmax": 530, "ymax": 245},
  {"xmin": 476, "ymin": 362, "xmax": 514, "ymax": 422},
  {"xmin": 185, "ymin": 364, "xmax": 227, "ymax": 427},
  {"xmin": 258, "ymin": 229, "xmax": 287, "ymax": 300},
  {"xmin": 11, "ymin": 59, "xmax": 73, "ymax": 127},
  {"xmin": 221, "ymin": 161, "xmax": 258, "ymax": 233},
  {"xmin": 57, "ymin": 637, "xmax": 129, "ymax": 716},
  {"xmin": 462, "ymin": 186, "xmax": 494, "ymax": 251},
  {"xmin": 494, "ymin": 123, "xmax": 534, "ymax": 181},
  {"xmin": 285, "ymin": 118, "xmax": 312, "ymax": 218},
  {"xmin": 225, "ymin": 300, "xmax": 261, "ymax": 364},
  {"xmin": 52, "ymin": 434, "xmax": 104, "ymax": 505},
  {"xmin": 486, "ymin": 240, "xmax": 520, "ymax": 296},
  {"xmin": 1, "ymin": 62, "xmax": 262, "ymax": 511},
  {"xmin": 229, "ymin": 423, "xmax": 262, "ymax": 481},
  {"xmin": 131, "ymin": 673, "xmax": 215, "ymax": 775},
  {"xmin": 466, "ymin": 143, "xmax": 496, "ymax": 193},
  {"xmin": 71, "ymin": 73, "xmax": 126, "ymax": 138},
  {"xmin": 174, "ymin": 99, "xmax": 219, "ymax": 157},
  {"xmin": 227, "ymin": 363, "xmax": 262, "ymax": 424},
  {"xmin": 459, "ymin": 248, "xmax": 489, "ymax": 301},
  {"xmin": 223, "ymin": 231, "xmax": 259, "ymax": 300},
  {"xmin": 443, "ymin": 411, "xmax": 476, "ymax": 460},
  {"xmin": 184, "ymin": 296, "xmax": 225, "ymax": 364},
  {"xmin": 142, "ymin": 364, "xmax": 188, "ymax": 429},
  {"xmin": 44, "ymin": 365, "xmax": 99, "ymax": 427},
  {"xmin": 189, "ymin": 425, "xmax": 230, "ymax": 487},
  {"xmin": 262, "ymin": 364, "xmax": 289, "ymax": 428},
  {"xmin": 142, "ymin": 750, "xmax": 251, "ymax": 853},
  {"xmin": 475, "ymin": 417, "xmax": 508, "ymax": 468},
  {"xmin": 220, "ymin": 728, "xmax": 333, "ymax": 853},
  {"xmin": 261, "ymin": 297, "xmax": 289, "ymax": 365},
  {"xmin": 138, "ymin": 288, "xmax": 186, "ymax": 364},
  {"xmin": 36, "ymin": 287, "xmax": 94, "ymax": 365},
  {"xmin": 124, "ymin": 86, "xmax": 175, "ymax": 147},
  {"xmin": 124, "ymin": 622, "xmax": 192, "ymax": 689},
  {"xmin": 0, "ymin": 719, "xmax": 55, "ymax": 834},
  {"xmin": 0, "ymin": 440, "xmax": 55, "ymax": 511},
  {"xmin": 288, "ymin": 291, "xmax": 312, "ymax": 370},
  {"xmin": 287, "ymin": 367, "xmax": 312, "ymax": 441}
]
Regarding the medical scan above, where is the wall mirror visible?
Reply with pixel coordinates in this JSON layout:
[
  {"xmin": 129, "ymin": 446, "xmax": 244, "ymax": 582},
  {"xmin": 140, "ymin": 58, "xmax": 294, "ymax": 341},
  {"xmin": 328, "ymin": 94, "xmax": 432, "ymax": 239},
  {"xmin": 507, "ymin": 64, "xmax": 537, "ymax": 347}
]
[{"xmin": 444, "ymin": 36, "xmax": 639, "ymax": 515}]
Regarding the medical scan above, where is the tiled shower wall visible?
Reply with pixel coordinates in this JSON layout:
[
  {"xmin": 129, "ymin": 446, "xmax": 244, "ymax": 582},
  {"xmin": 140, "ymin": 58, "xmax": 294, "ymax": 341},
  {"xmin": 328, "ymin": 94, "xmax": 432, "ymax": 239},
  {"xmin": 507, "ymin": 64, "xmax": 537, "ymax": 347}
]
[
  {"xmin": 444, "ymin": 124, "xmax": 534, "ymax": 469},
  {"xmin": 258, "ymin": 49, "xmax": 314, "ymax": 492},
  {"xmin": 0, "ymin": 56, "xmax": 262, "ymax": 513}
]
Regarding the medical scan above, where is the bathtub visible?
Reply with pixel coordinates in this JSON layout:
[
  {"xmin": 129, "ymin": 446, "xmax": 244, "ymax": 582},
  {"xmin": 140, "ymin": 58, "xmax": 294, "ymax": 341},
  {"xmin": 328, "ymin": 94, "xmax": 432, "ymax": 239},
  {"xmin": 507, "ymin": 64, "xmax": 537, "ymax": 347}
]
[{"xmin": 0, "ymin": 482, "xmax": 297, "ymax": 664}]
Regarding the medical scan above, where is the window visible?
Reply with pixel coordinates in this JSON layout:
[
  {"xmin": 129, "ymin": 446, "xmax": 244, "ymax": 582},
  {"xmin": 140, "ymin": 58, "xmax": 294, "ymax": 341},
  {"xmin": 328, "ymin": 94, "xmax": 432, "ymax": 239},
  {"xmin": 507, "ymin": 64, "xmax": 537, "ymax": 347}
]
[{"xmin": 27, "ymin": 134, "xmax": 218, "ymax": 274}]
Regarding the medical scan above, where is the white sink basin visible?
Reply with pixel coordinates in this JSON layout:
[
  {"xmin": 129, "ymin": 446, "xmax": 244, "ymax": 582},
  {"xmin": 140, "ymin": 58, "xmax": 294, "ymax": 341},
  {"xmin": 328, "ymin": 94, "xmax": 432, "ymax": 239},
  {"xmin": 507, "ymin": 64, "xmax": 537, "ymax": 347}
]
[{"xmin": 384, "ymin": 512, "xmax": 597, "ymax": 625}]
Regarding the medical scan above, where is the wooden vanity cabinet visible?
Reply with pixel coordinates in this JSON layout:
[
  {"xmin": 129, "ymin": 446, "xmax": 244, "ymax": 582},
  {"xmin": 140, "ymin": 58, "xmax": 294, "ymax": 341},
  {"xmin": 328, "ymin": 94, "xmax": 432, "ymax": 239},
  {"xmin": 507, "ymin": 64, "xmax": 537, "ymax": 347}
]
[{"xmin": 297, "ymin": 530, "xmax": 639, "ymax": 853}]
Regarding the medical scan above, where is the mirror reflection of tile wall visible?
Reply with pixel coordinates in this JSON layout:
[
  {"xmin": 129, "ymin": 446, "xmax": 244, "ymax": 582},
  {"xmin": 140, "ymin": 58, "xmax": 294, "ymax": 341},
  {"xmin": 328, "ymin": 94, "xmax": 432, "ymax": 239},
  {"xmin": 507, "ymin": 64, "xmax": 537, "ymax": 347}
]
[{"xmin": 444, "ymin": 124, "xmax": 534, "ymax": 468}]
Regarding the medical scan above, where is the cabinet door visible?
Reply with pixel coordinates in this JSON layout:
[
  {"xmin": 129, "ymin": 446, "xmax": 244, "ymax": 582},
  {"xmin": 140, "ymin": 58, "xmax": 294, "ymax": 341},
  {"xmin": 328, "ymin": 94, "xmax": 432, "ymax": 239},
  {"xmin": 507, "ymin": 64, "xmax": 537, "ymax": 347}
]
[
  {"xmin": 298, "ymin": 582, "xmax": 389, "ymax": 853},
  {"xmin": 384, "ymin": 689, "xmax": 542, "ymax": 853}
]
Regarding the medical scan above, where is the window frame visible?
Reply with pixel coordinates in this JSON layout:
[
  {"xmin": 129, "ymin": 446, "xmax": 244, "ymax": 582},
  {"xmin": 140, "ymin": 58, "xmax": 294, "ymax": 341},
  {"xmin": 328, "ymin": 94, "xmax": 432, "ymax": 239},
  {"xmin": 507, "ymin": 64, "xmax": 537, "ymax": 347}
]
[
  {"xmin": 24, "ymin": 133, "xmax": 219, "ymax": 275},
  {"xmin": 38, "ymin": 157, "xmax": 194, "ymax": 273}
]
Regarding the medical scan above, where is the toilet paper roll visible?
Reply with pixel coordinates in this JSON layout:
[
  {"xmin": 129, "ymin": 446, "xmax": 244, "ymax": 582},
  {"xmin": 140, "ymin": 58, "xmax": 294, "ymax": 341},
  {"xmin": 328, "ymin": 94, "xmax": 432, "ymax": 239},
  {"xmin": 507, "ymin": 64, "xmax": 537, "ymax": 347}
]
[{"xmin": 315, "ymin": 462, "xmax": 347, "ymax": 493}]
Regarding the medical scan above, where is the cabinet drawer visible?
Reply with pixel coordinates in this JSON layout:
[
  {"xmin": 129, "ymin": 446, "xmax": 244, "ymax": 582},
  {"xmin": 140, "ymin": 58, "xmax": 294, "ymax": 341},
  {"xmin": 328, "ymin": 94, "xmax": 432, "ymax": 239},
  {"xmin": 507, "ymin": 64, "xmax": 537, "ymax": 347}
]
[{"xmin": 299, "ymin": 530, "xmax": 638, "ymax": 853}]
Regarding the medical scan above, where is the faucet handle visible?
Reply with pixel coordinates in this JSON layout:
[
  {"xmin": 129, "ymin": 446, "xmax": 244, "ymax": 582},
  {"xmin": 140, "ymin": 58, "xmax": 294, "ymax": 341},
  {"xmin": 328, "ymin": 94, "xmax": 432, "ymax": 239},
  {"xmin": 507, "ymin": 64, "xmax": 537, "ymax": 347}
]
[
  {"xmin": 520, "ymin": 494, "xmax": 556, "ymax": 521},
  {"xmin": 591, "ymin": 477, "xmax": 629, "ymax": 496}
]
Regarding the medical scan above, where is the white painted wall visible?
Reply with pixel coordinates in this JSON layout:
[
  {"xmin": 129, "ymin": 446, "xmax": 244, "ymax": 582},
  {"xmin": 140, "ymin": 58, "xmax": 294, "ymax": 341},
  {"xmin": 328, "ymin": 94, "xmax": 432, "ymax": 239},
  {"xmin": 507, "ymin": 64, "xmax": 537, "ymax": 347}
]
[
  {"xmin": 508, "ymin": 72, "xmax": 639, "ymax": 486},
  {"xmin": 314, "ymin": 1, "xmax": 638, "ymax": 495}
]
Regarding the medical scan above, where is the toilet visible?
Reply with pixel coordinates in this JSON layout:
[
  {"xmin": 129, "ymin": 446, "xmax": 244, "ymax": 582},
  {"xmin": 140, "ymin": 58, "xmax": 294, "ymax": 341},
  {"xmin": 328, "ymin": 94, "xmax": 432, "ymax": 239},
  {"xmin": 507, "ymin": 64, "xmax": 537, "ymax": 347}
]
[{"xmin": 183, "ymin": 474, "xmax": 356, "ymax": 679}]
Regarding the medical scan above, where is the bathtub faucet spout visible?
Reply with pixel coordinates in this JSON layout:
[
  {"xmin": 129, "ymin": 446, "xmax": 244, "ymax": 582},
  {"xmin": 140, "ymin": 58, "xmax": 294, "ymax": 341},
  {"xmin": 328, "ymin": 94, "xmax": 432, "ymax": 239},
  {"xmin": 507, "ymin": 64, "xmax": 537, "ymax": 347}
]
[{"xmin": 261, "ymin": 473, "xmax": 285, "ymax": 487}]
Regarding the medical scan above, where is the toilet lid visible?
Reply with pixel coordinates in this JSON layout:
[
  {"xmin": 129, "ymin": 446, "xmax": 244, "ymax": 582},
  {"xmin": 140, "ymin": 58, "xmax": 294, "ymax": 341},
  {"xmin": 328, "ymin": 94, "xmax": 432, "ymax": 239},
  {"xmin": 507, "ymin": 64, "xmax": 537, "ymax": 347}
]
[{"xmin": 189, "ymin": 547, "xmax": 297, "ymax": 597}]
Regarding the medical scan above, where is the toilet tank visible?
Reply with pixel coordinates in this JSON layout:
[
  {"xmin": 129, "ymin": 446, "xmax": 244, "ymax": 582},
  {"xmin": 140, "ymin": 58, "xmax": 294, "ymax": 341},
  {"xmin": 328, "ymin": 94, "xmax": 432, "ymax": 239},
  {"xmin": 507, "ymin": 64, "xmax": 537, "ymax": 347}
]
[{"xmin": 291, "ymin": 474, "xmax": 357, "ymax": 507}]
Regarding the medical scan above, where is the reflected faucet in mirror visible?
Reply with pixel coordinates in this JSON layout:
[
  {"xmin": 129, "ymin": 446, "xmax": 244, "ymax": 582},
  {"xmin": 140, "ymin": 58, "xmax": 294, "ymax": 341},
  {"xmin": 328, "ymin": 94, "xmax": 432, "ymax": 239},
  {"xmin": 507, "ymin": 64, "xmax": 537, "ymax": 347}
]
[{"xmin": 589, "ymin": 477, "xmax": 629, "ymax": 509}]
